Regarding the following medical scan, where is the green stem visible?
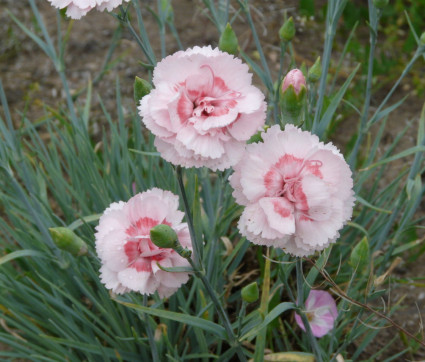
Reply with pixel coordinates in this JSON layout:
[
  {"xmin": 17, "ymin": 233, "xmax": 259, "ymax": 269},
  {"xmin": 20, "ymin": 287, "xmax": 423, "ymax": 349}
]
[
  {"xmin": 254, "ymin": 248, "xmax": 271, "ymax": 361},
  {"xmin": 296, "ymin": 259, "xmax": 323, "ymax": 362},
  {"xmin": 237, "ymin": 0, "xmax": 274, "ymax": 93},
  {"xmin": 273, "ymin": 41, "xmax": 288, "ymax": 124},
  {"xmin": 175, "ymin": 167, "xmax": 246, "ymax": 360},
  {"xmin": 175, "ymin": 167, "xmax": 202, "ymax": 269},
  {"xmin": 347, "ymin": 1, "xmax": 378, "ymax": 168}
]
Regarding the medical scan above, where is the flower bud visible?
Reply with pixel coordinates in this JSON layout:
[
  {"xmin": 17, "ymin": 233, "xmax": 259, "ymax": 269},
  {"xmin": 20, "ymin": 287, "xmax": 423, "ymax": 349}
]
[
  {"xmin": 49, "ymin": 227, "xmax": 88, "ymax": 256},
  {"xmin": 279, "ymin": 17, "xmax": 295, "ymax": 42},
  {"xmin": 281, "ymin": 69, "xmax": 306, "ymax": 95},
  {"xmin": 150, "ymin": 224, "xmax": 178, "ymax": 249},
  {"xmin": 134, "ymin": 76, "xmax": 152, "ymax": 105},
  {"xmin": 373, "ymin": 0, "xmax": 389, "ymax": 8},
  {"xmin": 241, "ymin": 282, "xmax": 259, "ymax": 303},
  {"xmin": 219, "ymin": 23, "xmax": 239, "ymax": 56},
  {"xmin": 420, "ymin": 32, "xmax": 425, "ymax": 46},
  {"xmin": 280, "ymin": 69, "xmax": 306, "ymax": 124},
  {"xmin": 308, "ymin": 56, "xmax": 322, "ymax": 83}
]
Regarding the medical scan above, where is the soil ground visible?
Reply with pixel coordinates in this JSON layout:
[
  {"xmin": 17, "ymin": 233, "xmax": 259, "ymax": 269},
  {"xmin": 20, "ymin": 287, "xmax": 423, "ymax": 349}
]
[{"xmin": 1, "ymin": 0, "xmax": 424, "ymax": 360}]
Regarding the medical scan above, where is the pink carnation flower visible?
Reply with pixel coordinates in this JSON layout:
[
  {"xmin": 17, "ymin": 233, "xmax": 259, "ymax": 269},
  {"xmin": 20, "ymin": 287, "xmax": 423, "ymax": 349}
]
[
  {"xmin": 295, "ymin": 290, "xmax": 338, "ymax": 338},
  {"xmin": 230, "ymin": 125, "xmax": 355, "ymax": 256},
  {"xmin": 138, "ymin": 46, "xmax": 267, "ymax": 171},
  {"xmin": 47, "ymin": 0, "xmax": 129, "ymax": 19},
  {"xmin": 95, "ymin": 188, "xmax": 192, "ymax": 298}
]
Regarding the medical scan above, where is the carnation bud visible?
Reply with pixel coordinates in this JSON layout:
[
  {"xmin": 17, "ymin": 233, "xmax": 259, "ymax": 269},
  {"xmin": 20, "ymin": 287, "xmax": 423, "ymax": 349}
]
[
  {"xmin": 280, "ymin": 69, "xmax": 307, "ymax": 124},
  {"xmin": 219, "ymin": 23, "xmax": 239, "ymax": 56},
  {"xmin": 281, "ymin": 69, "xmax": 306, "ymax": 95},
  {"xmin": 241, "ymin": 282, "xmax": 259, "ymax": 303},
  {"xmin": 279, "ymin": 17, "xmax": 295, "ymax": 42},
  {"xmin": 150, "ymin": 224, "xmax": 178, "ymax": 249},
  {"xmin": 420, "ymin": 32, "xmax": 425, "ymax": 46},
  {"xmin": 134, "ymin": 76, "xmax": 152, "ymax": 104},
  {"xmin": 373, "ymin": 0, "xmax": 389, "ymax": 8},
  {"xmin": 349, "ymin": 237, "xmax": 370, "ymax": 272},
  {"xmin": 308, "ymin": 56, "xmax": 322, "ymax": 83},
  {"xmin": 49, "ymin": 227, "xmax": 88, "ymax": 256}
]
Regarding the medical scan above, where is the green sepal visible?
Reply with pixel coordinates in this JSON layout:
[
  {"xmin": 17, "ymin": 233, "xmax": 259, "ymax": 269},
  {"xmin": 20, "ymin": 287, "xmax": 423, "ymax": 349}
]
[
  {"xmin": 349, "ymin": 236, "xmax": 370, "ymax": 272},
  {"xmin": 49, "ymin": 227, "xmax": 87, "ymax": 256},
  {"xmin": 241, "ymin": 282, "xmax": 259, "ymax": 303},
  {"xmin": 219, "ymin": 23, "xmax": 239, "ymax": 56},
  {"xmin": 150, "ymin": 224, "xmax": 178, "ymax": 249},
  {"xmin": 134, "ymin": 76, "xmax": 152, "ymax": 104},
  {"xmin": 279, "ymin": 84, "xmax": 306, "ymax": 124},
  {"xmin": 307, "ymin": 56, "xmax": 321, "ymax": 83},
  {"xmin": 279, "ymin": 17, "xmax": 295, "ymax": 42}
]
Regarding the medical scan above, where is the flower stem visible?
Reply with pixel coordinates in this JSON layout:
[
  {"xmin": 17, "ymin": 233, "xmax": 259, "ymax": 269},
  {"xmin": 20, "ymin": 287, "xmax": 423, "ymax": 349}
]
[
  {"xmin": 175, "ymin": 167, "xmax": 246, "ymax": 361},
  {"xmin": 296, "ymin": 259, "xmax": 323, "ymax": 362},
  {"xmin": 175, "ymin": 167, "xmax": 202, "ymax": 269}
]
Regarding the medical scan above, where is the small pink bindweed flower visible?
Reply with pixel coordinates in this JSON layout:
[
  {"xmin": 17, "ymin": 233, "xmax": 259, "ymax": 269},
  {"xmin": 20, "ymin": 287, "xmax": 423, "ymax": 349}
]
[
  {"xmin": 47, "ymin": 0, "xmax": 129, "ymax": 19},
  {"xmin": 95, "ymin": 188, "xmax": 192, "ymax": 298},
  {"xmin": 295, "ymin": 290, "xmax": 338, "ymax": 338},
  {"xmin": 138, "ymin": 46, "xmax": 266, "ymax": 171},
  {"xmin": 230, "ymin": 124, "xmax": 355, "ymax": 256},
  {"xmin": 281, "ymin": 69, "xmax": 306, "ymax": 95}
]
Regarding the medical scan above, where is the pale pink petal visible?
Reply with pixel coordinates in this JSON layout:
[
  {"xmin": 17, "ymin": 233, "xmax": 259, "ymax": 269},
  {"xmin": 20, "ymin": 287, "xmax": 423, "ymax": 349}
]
[
  {"xmin": 259, "ymin": 197, "xmax": 295, "ymax": 235},
  {"xmin": 227, "ymin": 103, "xmax": 267, "ymax": 141}
]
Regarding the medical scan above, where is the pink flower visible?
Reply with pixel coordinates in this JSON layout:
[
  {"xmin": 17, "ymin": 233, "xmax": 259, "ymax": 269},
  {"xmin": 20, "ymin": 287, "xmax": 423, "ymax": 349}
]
[
  {"xmin": 230, "ymin": 125, "xmax": 354, "ymax": 256},
  {"xmin": 281, "ymin": 69, "xmax": 306, "ymax": 95},
  {"xmin": 47, "ymin": 0, "xmax": 129, "ymax": 19},
  {"xmin": 295, "ymin": 290, "xmax": 338, "ymax": 338},
  {"xmin": 95, "ymin": 188, "xmax": 192, "ymax": 298},
  {"xmin": 138, "ymin": 46, "xmax": 266, "ymax": 171}
]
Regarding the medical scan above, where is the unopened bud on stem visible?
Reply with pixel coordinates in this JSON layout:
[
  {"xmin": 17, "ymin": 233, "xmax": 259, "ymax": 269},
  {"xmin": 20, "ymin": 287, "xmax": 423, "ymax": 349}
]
[
  {"xmin": 241, "ymin": 282, "xmax": 259, "ymax": 303},
  {"xmin": 280, "ymin": 69, "xmax": 307, "ymax": 124},
  {"xmin": 134, "ymin": 76, "xmax": 152, "ymax": 104},
  {"xmin": 219, "ymin": 23, "xmax": 239, "ymax": 56},
  {"xmin": 308, "ymin": 56, "xmax": 322, "ymax": 83},
  {"xmin": 49, "ymin": 227, "xmax": 88, "ymax": 256},
  {"xmin": 279, "ymin": 17, "xmax": 295, "ymax": 42},
  {"xmin": 150, "ymin": 224, "xmax": 178, "ymax": 249}
]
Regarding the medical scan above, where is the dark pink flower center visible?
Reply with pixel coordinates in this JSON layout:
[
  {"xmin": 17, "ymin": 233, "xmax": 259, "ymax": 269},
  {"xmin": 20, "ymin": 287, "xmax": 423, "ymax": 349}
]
[
  {"xmin": 124, "ymin": 217, "xmax": 172, "ymax": 272},
  {"xmin": 188, "ymin": 65, "xmax": 241, "ymax": 118},
  {"xmin": 264, "ymin": 154, "xmax": 323, "ymax": 220}
]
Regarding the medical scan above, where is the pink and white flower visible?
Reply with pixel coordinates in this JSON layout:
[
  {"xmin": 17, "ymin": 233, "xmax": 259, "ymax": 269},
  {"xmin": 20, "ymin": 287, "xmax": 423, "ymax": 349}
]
[
  {"xmin": 95, "ymin": 188, "xmax": 192, "ymax": 298},
  {"xmin": 295, "ymin": 290, "xmax": 338, "ymax": 338},
  {"xmin": 47, "ymin": 0, "xmax": 129, "ymax": 19},
  {"xmin": 230, "ymin": 124, "xmax": 355, "ymax": 256},
  {"xmin": 138, "ymin": 46, "xmax": 267, "ymax": 171}
]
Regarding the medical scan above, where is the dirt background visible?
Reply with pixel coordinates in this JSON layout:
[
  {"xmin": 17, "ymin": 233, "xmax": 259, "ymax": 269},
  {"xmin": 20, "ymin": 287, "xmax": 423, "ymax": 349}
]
[{"xmin": 1, "ymin": 0, "xmax": 424, "ymax": 360}]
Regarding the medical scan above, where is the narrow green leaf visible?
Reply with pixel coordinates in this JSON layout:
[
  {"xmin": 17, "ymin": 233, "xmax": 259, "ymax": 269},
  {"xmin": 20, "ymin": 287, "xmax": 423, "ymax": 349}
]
[
  {"xmin": 360, "ymin": 146, "xmax": 425, "ymax": 171},
  {"xmin": 0, "ymin": 250, "xmax": 45, "ymax": 266},
  {"xmin": 156, "ymin": 262, "xmax": 194, "ymax": 273},
  {"xmin": 115, "ymin": 300, "xmax": 226, "ymax": 339},
  {"xmin": 315, "ymin": 63, "xmax": 360, "ymax": 137},
  {"xmin": 67, "ymin": 214, "xmax": 101, "ymax": 230},
  {"xmin": 356, "ymin": 195, "xmax": 392, "ymax": 214},
  {"xmin": 241, "ymin": 302, "xmax": 295, "ymax": 341}
]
